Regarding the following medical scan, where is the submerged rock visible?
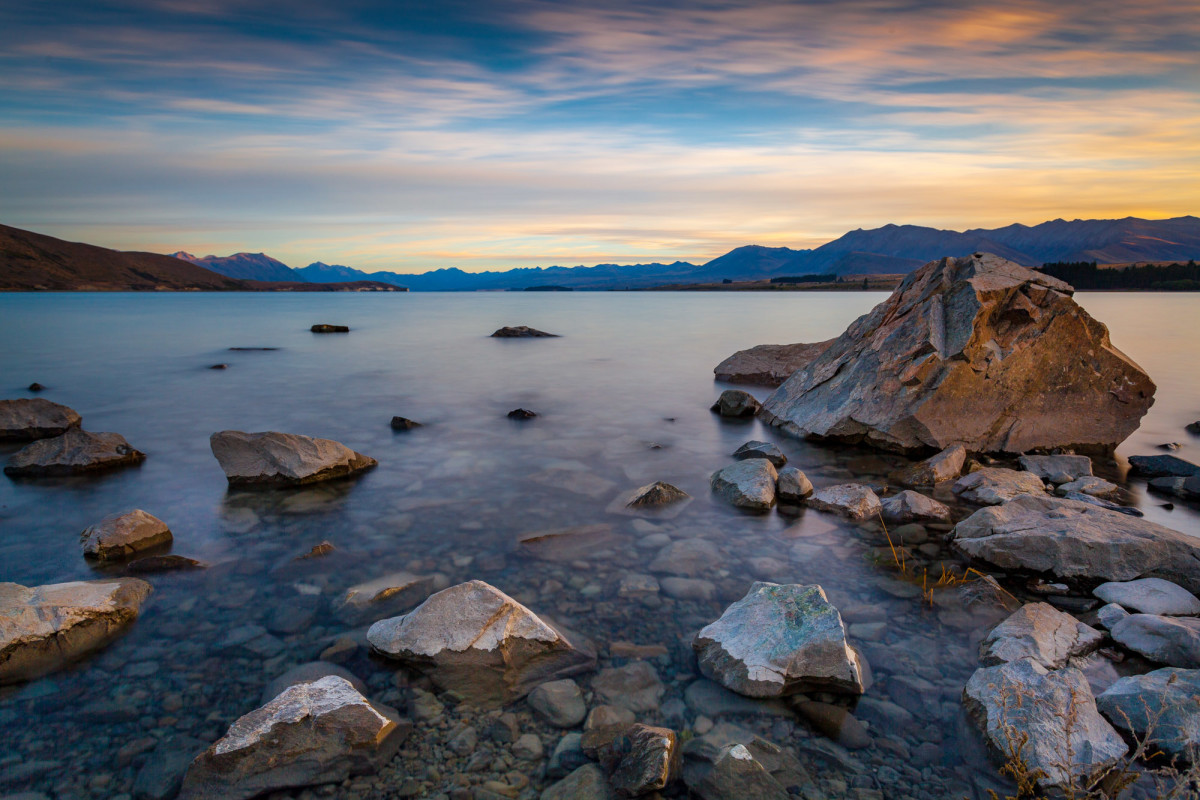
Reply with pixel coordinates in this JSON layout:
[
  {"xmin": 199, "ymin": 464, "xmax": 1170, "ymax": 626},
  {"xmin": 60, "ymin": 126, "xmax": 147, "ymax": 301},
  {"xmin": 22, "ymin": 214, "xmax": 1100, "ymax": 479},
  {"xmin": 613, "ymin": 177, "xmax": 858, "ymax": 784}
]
[
  {"xmin": 0, "ymin": 398, "xmax": 81, "ymax": 441},
  {"xmin": 952, "ymin": 468, "xmax": 1046, "ymax": 505},
  {"xmin": 953, "ymin": 495, "xmax": 1200, "ymax": 593},
  {"xmin": 693, "ymin": 582, "xmax": 866, "ymax": 697},
  {"xmin": 80, "ymin": 509, "xmax": 172, "ymax": 563},
  {"xmin": 891, "ymin": 444, "xmax": 966, "ymax": 487},
  {"xmin": 759, "ymin": 253, "xmax": 1154, "ymax": 454},
  {"xmin": 528, "ymin": 678, "xmax": 587, "ymax": 728},
  {"xmin": 1110, "ymin": 615, "xmax": 1200, "ymax": 667},
  {"xmin": 1093, "ymin": 578, "xmax": 1200, "ymax": 616},
  {"xmin": 209, "ymin": 430, "xmax": 376, "ymax": 487},
  {"xmin": 310, "ymin": 323, "xmax": 349, "ymax": 333},
  {"xmin": 1018, "ymin": 454, "xmax": 1093, "ymax": 484},
  {"xmin": 710, "ymin": 389, "xmax": 761, "ymax": 418},
  {"xmin": 714, "ymin": 340, "xmax": 835, "ymax": 387},
  {"xmin": 0, "ymin": 578, "xmax": 152, "ymax": 684},
  {"xmin": 979, "ymin": 602, "xmax": 1102, "ymax": 669},
  {"xmin": 775, "ymin": 467, "xmax": 813, "ymax": 503},
  {"xmin": 732, "ymin": 440, "xmax": 786, "ymax": 467},
  {"xmin": 541, "ymin": 763, "xmax": 615, "ymax": 800},
  {"xmin": 4, "ymin": 429, "xmax": 145, "ymax": 477},
  {"xmin": 178, "ymin": 676, "xmax": 407, "ymax": 800},
  {"xmin": 491, "ymin": 325, "xmax": 558, "ymax": 338},
  {"xmin": 806, "ymin": 483, "xmax": 881, "ymax": 520},
  {"xmin": 682, "ymin": 723, "xmax": 813, "ymax": 799},
  {"xmin": 127, "ymin": 554, "xmax": 207, "ymax": 574},
  {"xmin": 710, "ymin": 459, "xmax": 777, "ymax": 510},
  {"xmin": 1096, "ymin": 668, "xmax": 1200, "ymax": 758},
  {"xmin": 880, "ymin": 489, "xmax": 950, "ymax": 523},
  {"xmin": 367, "ymin": 580, "xmax": 596, "ymax": 706},
  {"xmin": 1128, "ymin": 454, "xmax": 1200, "ymax": 479},
  {"xmin": 335, "ymin": 571, "xmax": 438, "ymax": 623},
  {"xmin": 592, "ymin": 661, "xmax": 665, "ymax": 713},
  {"xmin": 690, "ymin": 742, "xmax": 789, "ymax": 800}
]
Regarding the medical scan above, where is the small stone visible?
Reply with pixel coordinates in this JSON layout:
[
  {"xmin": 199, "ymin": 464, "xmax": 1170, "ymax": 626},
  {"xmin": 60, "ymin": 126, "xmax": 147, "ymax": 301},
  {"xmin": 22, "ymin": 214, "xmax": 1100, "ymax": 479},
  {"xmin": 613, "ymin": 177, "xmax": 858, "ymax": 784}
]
[
  {"xmin": 879, "ymin": 490, "xmax": 950, "ymax": 523},
  {"xmin": 794, "ymin": 701, "xmax": 872, "ymax": 749},
  {"xmin": 710, "ymin": 459, "xmax": 777, "ymax": 510},
  {"xmin": 806, "ymin": 484, "xmax": 881, "ymax": 520},
  {"xmin": 491, "ymin": 326, "xmax": 558, "ymax": 338},
  {"xmin": 775, "ymin": 467, "xmax": 813, "ymax": 502},
  {"xmin": 528, "ymin": 679, "xmax": 587, "ymax": 728},
  {"xmin": 592, "ymin": 661, "xmax": 664, "ymax": 712},
  {"xmin": 952, "ymin": 468, "xmax": 1046, "ymax": 505},
  {"xmin": 733, "ymin": 441, "xmax": 786, "ymax": 468},
  {"xmin": 507, "ymin": 408, "xmax": 538, "ymax": 420},
  {"xmin": 513, "ymin": 733, "xmax": 544, "ymax": 761},
  {"xmin": 1095, "ymin": 603, "xmax": 1130, "ymax": 630},
  {"xmin": 710, "ymin": 390, "xmax": 761, "ymax": 418},
  {"xmin": 80, "ymin": 509, "xmax": 172, "ymax": 562},
  {"xmin": 311, "ymin": 324, "xmax": 350, "ymax": 332},
  {"xmin": 541, "ymin": 763, "xmax": 614, "ymax": 800},
  {"xmin": 390, "ymin": 416, "xmax": 423, "ymax": 430}
]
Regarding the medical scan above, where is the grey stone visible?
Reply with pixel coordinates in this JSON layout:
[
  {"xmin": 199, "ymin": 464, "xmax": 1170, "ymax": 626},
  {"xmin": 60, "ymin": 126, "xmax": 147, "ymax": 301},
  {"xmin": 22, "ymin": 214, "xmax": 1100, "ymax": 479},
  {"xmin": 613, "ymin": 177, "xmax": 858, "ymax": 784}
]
[
  {"xmin": 979, "ymin": 602, "xmax": 1102, "ymax": 669},
  {"xmin": 541, "ymin": 763, "xmax": 615, "ymax": 800},
  {"xmin": 1095, "ymin": 603, "xmax": 1130, "ymax": 631},
  {"xmin": 133, "ymin": 737, "xmax": 207, "ymax": 800},
  {"xmin": 80, "ymin": 510, "xmax": 172, "ymax": 563},
  {"xmin": 1128, "ymin": 455, "xmax": 1200, "ymax": 479},
  {"xmin": 1018, "ymin": 454, "xmax": 1093, "ymax": 484},
  {"xmin": 891, "ymin": 444, "xmax": 966, "ymax": 487},
  {"xmin": 209, "ymin": 430, "xmax": 376, "ymax": 487},
  {"xmin": 1110, "ymin": 614, "xmax": 1200, "ymax": 667},
  {"xmin": 793, "ymin": 700, "xmax": 872, "ymax": 749},
  {"xmin": 806, "ymin": 484, "xmax": 881, "ymax": 520},
  {"xmin": 710, "ymin": 389, "xmax": 761, "ymax": 417},
  {"xmin": 710, "ymin": 459, "xmax": 777, "ymax": 510},
  {"xmin": 733, "ymin": 440, "xmax": 786, "ymax": 468},
  {"xmin": 775, "ymin": 467, "xmax": 813, "ymax": 502},
  {"xmin": 691, "ymin": 743, "xmax": 789, "ymax": 800},
  {"xmin": 1055, "ymin": 476, "xmax": 1119, "ymax": 498},
  {"xmin": 713, "ymin": 340, "xmax": 834, "ymax": 387},
  {"xmin": 592, "ymin": 661, "xmax": 664, "ymax": 713},
  {"xmin": 683, "ymin": 679, "xmax": 793, "ymax": 718},
  {"xmin": 880, "ymin": 490, "xmax": 950, "ymax": 523},
  {"xmin": 4, "ymin": 429, "xmax": 145, "ymax": 477},
  {"xmin": 952, "ymin": 468, "xmax": 1046, "ymax": 505},
  {"xmin": 1094, "ymin": 578, "xmax": 1200, "ymax": 616},
  {"xmin": 546, "ymin": 733, "xmax": 589, "ymax": 779},
  {"xmin": 529, "ymin": 679, "xmax": 587, "ymax": 728},
  {"xmin": 1096, "ymin": 668, "xmax": 1200, "ymax": 758},
  {"xmin": 660, "ymin": 577, "xmax": 717, "ymax": 601},
  {"xmin": 491, "ymin": 325, "xmax": 558, "ymax": 337},
  {"xmin": 0, "ymin": 398, "xmax": 81, "ymax": 441}
]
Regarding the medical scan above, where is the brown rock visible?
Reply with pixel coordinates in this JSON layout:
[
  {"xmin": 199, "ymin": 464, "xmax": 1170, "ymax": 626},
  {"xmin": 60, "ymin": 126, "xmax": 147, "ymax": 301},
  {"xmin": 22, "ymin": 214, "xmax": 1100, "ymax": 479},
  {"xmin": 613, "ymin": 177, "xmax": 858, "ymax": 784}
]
[
  {"xmin": 714, "ymin": 340, "xmax": 835, "ymax": 386},
  {"xmin": 80, "ymin": 509, "xmax": 172, "ymax": 562},
  {"xmin": 0, "ymin": 398, "xmax": 82, "ymax": 441},
  {"xmin": 4, "ymin": 429, "xmax": 145, "ymax": 477},
  {"xmin": 209, "ymin": 430, "xmax": 376, "ymax": 487}
]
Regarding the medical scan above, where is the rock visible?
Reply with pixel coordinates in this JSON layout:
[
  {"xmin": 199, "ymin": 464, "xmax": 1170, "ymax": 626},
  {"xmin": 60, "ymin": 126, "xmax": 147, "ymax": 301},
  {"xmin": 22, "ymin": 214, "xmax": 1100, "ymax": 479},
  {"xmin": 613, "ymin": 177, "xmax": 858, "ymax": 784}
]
[
  {"xmin": 592, "ymin": 662, "xmax": 665, "ymax": 713},
  {"xmin": 260, "ymin": 662, "xmax": 368, "ymax": 705},
  {"xmin": 1094, "ymin": 578, "xmax": 1200, "ymax": 616},
  {"xmin": 297, "ymin": 541, "xmax": 335, "ymax": 559},
  {"xmin": 1190, "ymin": 422, "xmax": 1200, "ymax": 435},
  {"xmin": 1095, "ymin": 603, "xmax": 1130, "ymax": 631},
  {"xmin": 541, "ymin": 763, "xmax": 615, "ymax": 800},
  {"xmin": 366, "ymin": 580, "xmax": 596, "ymax": 707},
  {"xmin": 0, "ymin": 398, "xmax": 81, "ymax": 441},
  {"xmin": 759, "ymin": 253, "xmax": 1155, "ymax": 454},
  {"xmin": 691, "ymin": 742, "xmax": 789, "ymax": 800},
  {"xmin": 508, "ymin": 408, "xmax": 538, "ymax": 419},
  {"xmin": 390, "ymin": 416, "xmax": 423, "ymax": 430},
  {"xmin": 605, "ymin": 724, "xmax": 679, "ymax": 796},
  {"xmin": 681, "ymin": 723, "xmax": 813, "ymax": 796},
  {"xmin": 617, "ymin": 573, "xmax": 659, "ymax": 598},
  {"xmin": 518, "ymin": 524, "xmax": 618, "ymax": 561},
  {"xmin": 27, "ymin": 382, "xmax": 46, "ymax": 391},
  {"xmin": 546, "ymin": 733, "xmax": 590, "ymax": 779},
  {"xmin": 1148, "ymin": 475, "xmax": 1200, "ymax": 502},
  {"xmin": 880, "ymin": 490, "xmax": 950, "ymax": 523},
  {"xmin": 693, "ymin": 582, "xmax": 866, "ymax": 697},
  {"xmin": 1128, "ymin": 454, "xmax": 1200, "ymax": 479},
  {"xmin": 585, "ymin": 705, "xmax": 636, "ymax": 731},
  {"xmin": 1062, "ymin": 490, "xmax": 1143, "ymax": 516},
  {"xmin": 208, "ymin": 363, "xmax": 228, "ymax": 369},
  {"xmin": 336, "ymin": 571, "xmax": 436, "ymax": 622},
  {"xmin": 953, "ymin": 495, "xmax": 1200, "ymax": 593},
  {"xmin": 659, "ymin": 577, "xmax": 717, "ymax": 601},
  {"xmin": 805, "ymin": 484, "xmax": 881, "ymax": 520},
  {"xmin": 0, "ymin": 578, "xmax": 152, "ymax": 684},
  {"xmin": 952, "ymin": 468, "xmax": 1045, "ymax": 505},
  {"xmin": 713, "ymin": 340, "xmax": 834, "ymax": 386},
  {"xmin": 127, "ymin": 554, "xmax": 208, "ymax": 574},
  {"xmin": 963, "ymin": 659, "xmax": 1126, "ymax": 790},
  {"xmin": 311, "ymin": 324, "xmax": 349, "ymax": 332},
  {"xmin": 529, "ymin": 679, "xmax": 587, "ymax": 728},
  {"xmin": 648, "ymin": 539, "xmax": 721, "ymax": 577},
  {"xmin": 209, "ymin": 430, "xmax": 376, "ymax": 487},
  {"xmin": 178, "ymin": 676, "xmax": 408, "ymax": 800},
  {"xmin": 774, "ymin": 467, "xmax": 812, "ymax": 502},
  {"xmin": 710, "ymin": 459, "xmax": 777, "ymax": 510},
  {"xmin": 793, "ymin": 701, "xmax": 872, "ymax": 749},
  {"xmin": 732, "ymin": 440, "xmax": 786, "ymax": 467},
  {"xmin": 4, "ymin": 429, "xmax": 146, "ymax": 477},
  {"xmin": 1018, "ymin": 454, "xmax": 1093, "ymax": 484},
  {"xmin": 1110, "ymin": 615, "xmax": 1200, "ymax": 667},
  {"xmin": 710, "ymin": 390, "xmax": 761, "ymax": 418},
  {"xmin": 979, "ymin": 602, "xmax": 1102, "ymax": 669},
  {"xmin": 79, "ymin": 509, "xmax": 172, "ymax": 563},
  {"xmin": 491, "ymin": 326, "xmax": 558, "ymax": 338},
  {"xmin": 623, "ymin": 481, "xmax": 689, "ymax": 508},
  {"xmin": 891, "ymin": 444, "xmax": 966, "ymax": 487},
  {"xmin": 134, "ymin": 737, "xmax": 208, "ymax": 800},
  {"xmin": 1055, "ymin": 476, "xmax": 1119, "ymax": 498},
  {"xmin": 1096, "ymin": 668, "xmax": 1200, "ymax": 758}
]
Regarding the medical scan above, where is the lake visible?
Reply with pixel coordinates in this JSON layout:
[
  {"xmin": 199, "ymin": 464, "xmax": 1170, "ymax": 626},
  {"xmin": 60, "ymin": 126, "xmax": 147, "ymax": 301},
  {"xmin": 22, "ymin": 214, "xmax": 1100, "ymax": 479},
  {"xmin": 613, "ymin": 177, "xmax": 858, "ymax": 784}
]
[{"xmin": 1, "ymin": 290, "xmax": 1198, "ymax": 799}]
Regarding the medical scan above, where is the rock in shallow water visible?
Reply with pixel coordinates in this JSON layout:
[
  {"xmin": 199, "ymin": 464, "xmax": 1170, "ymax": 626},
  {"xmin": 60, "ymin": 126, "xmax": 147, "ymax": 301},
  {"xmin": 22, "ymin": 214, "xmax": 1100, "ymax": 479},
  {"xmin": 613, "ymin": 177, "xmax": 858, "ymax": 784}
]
[
  {"xmin": 529, "ymin": 678, "xmax": 587, "ymax": 728},
  {"xmin": 1018, "ymin": 454, "xmax": 1093, "ymax": 484},
  {"xmin": 710, "ymin": 459, "xmax": 777, "ymax": 510},
  {"xmin": 713, "ymin": 340, "xmax": 834, "ymax": 387},
  {"xmin": 880, "ymin": 489, "xmax": 949, "ymax": 523},
  {"xmin": 79, "ymin": 509, "xmax": 172, "ymax": 562},
  {"xmin": 891, "ymin": 444, "xmax": 966, "ymax": 487},
  {"xmin": 952, "ymin": 467, "xmax": 1046, "ymax": 505},
  {"xmin": 774, "ymin": 467, "xmax": 812, "ymax": 503},
  {"xmin": 806, "ymin": 483, "xmax": 881, "ymax": 520},
  {"xmin": 491, "ymin": 325, "xmax": 558, "ymax": 337},
  {"xmin": 209, "ymin": 430, "xmax": 376, "ymax": 487},
  {"xmin": 710, "ymin": 389, "xmax": 761, "ymax": 417},
  {"xmin": 732, "ymin": 440, "xmax": 786, "ymax": 467},
  {"xmin": 0, "ymin": 398, "xmax": 81, "ymax": 441},
  {"xmin": 979, "ymin": 602, "xmax": 1102, "ymax": 669},
  {"xmin": 4, "ymin": 429, "xmax": 145, "ymax": 477}
]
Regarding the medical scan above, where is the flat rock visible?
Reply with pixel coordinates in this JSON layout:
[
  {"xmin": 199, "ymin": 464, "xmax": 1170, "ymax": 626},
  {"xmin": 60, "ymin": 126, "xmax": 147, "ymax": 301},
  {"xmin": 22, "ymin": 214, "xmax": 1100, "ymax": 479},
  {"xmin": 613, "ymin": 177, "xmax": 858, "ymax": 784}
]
[
  {"xmin": 80, "ymin": 509, "xmax": 172, "ymax": 562},
  {"xmin": 1110, "ymin": 614, "xmax": 1200, "ymax": 667},
  {"xmin": 880, "ymin": 490, "xmax": 950, "ymax": 523},
  {"xmin": 1062, "ymin": 490, "xmax": 1143, "ymax": 516},
  {"xmin": 310, "ymin": 324, "xmax": 349, "ymax": 333},
  {"xmin": 1095, "ymin": 603, "xmax": 1129, "ymax": 630},
  {"xmin": 891, "ymin": 444, "xmax": 966, "ymax": 487},
  {"xmin": 210, "ymin": 430, "xmax": 376, "ymax": 487},
  {"xmin": 774, "ymin": 467, "xmax": 812, "ymax": 502},
  {"xmin": 0, "ymin": 398, "xmax": 81, "ymax": 441},
  {"xmin": 507, "ymin": 408, "xmax": 538, "ymax": 419},
  {"xmin": 1018, "ymin": 454, "xmax": 1093, "ymax": 484},
  {"xmin": 4, "ymin": 429, "xmax": 145, "ymax": 477},
  {"xmin": 733, "ymin": 440, "xmax": 786, "ymax": 467},
  {"xmin": 711, "ymin": 389, "xmax": 761, "ymax": 417},
  {"xmin": 759, "ymin": 253, "xmax": 1155, "ymax": 454},
  {"xmin": 491, "ymin": 326, "xmax": 558, "ymax": 338},
  {"xmin": 0, "ymin": 578, "xmax": 152, "ymax": 684},
  {"xmin": 1096, "ymin": 667, "xmax": 1200, "ymax": 758},
  {"xmin": 693, "ymin": 582, "xmax": 866, "ymax": 697},
  {"xmin": 529, "ymin": 678, "xmax": 587, "ymax": 728},
  {"xmin": 953, "ymin": 495, "xmax": 1200, "ymax": 593},
  {"xmin": 1094, "ymin": 578, "xmax": 1200, "ymax": 616},
  {"xmin": 1055, "ymin": 476, "xmax": 1119, "ymax": 498},
  {"xmin": 979, "ymin": 602, "xmax": 1102, "ymax": 669},
  {"xmin": 367, "ymin": 580, "xmax": 596, "ymax": 706},
  {"xmin": 713, "ymin": 340, "xmax": 834, "ymax": 386},
  {"xmin": 806, "ymin": 484, "xmax": 881, "ymax": 520},
  {"xmin": 592, "ymin": 661, "xmax": 665, "ymax": 713},
  {"xmin": 963, "ymin": 659, "xmax": 1126, "ymax": 789},
  {"xmin": 1128, "ymin": 454, "xmax": 1200, "ymax": 479},
  {"xmin": 952, "ymin": 467, "xmax": 1045, "ymax": 505},
  {"xmin": 710, "ymin": 459, "xmax": 777, "ymax": 510},
  {"xmin": 178, "ymin": 676, "xmax": 407, "ymax": 800}
]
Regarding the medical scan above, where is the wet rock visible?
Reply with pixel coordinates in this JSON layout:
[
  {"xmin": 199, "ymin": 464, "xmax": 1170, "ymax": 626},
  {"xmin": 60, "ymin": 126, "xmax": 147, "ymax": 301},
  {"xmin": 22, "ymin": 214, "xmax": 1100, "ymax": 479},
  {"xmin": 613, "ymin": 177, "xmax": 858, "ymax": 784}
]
[
  {"xmin": 953, "ymin": 495, "xmax": 1200, "ymax": 593},
  {"xmin": 979, "ymin": 602, "xmax": 1102, "ymax": 669},
  {"xmin": 710, "ymin": 389, "xmax": 761, "ymax": 418},
  {"xmin": 529, "ymin": 679, "xmax": 587, "ymax": 728},
  {"xmin": 963, "ymin": 659, "xmax": 1127, "ymax": 790},
  {"xmin": 793, "ymin": 701, "xmax": 872, "ymax": 749},
  {"xmin": 507, "ymin": 408, "xmax": 538, "ymax": 419},
  {"xmin": 710, "ymin": 459, "xmax": 777, "ymax": 510},
  {"xmin": 0, "ymin": 577, "xmax": 152, "ymax": 684},
  {"xmin": 4, "ymin": 429, "xmax": 145, "ymax": 477},
  {"xmin": 367, "ymin": 580, "xmax": 596, "ymax": 707},
  {"xmin": 541, "ymin": 763, "xmax": 615, "ymax": 800},
  {"xmin": 518, "ymin": 524, "xmax": 618, "ymax": 561},
  {"xmin": 759, "ymin": 253, "xmax": 1155, "ymax": 454},
  {"xmin": 336, "ymin": 571, "xmax": 438, "ymax": 623},
  {"xmin": 891, "ymin": 444, "xmax": 966, "ymax": 487},
  {"xmin": 774, "ymin": 467, "xmax": 812, "ymax": 502},
  {"xmin": 617, "ymin": 573, "xmax": 659, "ymax": 598},
  {"xmin": 1128, "ymin": 454, "xmax": 1200, "ymax": 479},
  {"xmin": 311, "ymin": 323, "xmax": 349, "ymax": 333},
  {"xmin": 952, "ymin": 468, "xmax": 1045, "ymax": 505},
  {"xmin": 1096, "ymin": 667, "xmax": 1200, "ymax": 758},
  {"xmin": 178, "ymin": 676, "xmax": 408, "ymax": 800},
  {"xmin": 209, "ymin": 430, "xmax": 377, "ymax": 487},
  {"xmin": 713, "ymin": 340, "xmax": 834, "ymax": 387},
  {"xmin": 693, "ymin": 582, "xmax": 866, "ymax": 697},
  {"xmin": 805, "ymin": 484, "xmax": 881, "ymax": 520},
  {"xmin": 604, "ymin": 724, "xmax": 679, "ymax": 796},
  {"xmin": 690, "ymin": 742, "xmax": 788, "ymax": 800},
  {"xmin": 1110, "ymin": 615, "xmax": 1200, "ymax": 667},
  {"xmin": 592, "ymin": 662, "xmax": 665, "ymax": 713},
  {"xmin": 733, "ymin": 440, "xmax": 786, "ymax": 467},
  {"xmin": 1018, "ymin": 454, "xmax": 1093, "ymax": 484},
  {"xmin": 648, "ymin": 538, "xmax": 721, "ymax": 577},
  {"xmin": 491, "ymin": 326, "xmax": 558, "ymax": 338},
  {"xmin": 134, "ymin": 736, "xmax": 208, "ymax": 800},
  {"xmin": 0, "ymin": 398, "xmax": 81, "ymax": 441},
  {"xmin": 260, "ymin": 661, "xmax": 368, "ymax": 705},
  {"xmin": 880, "ymin": 490, "xmax": 950, "ymax": 524},
  {"xmin": 623, "ymin": 481, "xmax": 689, "ymax": 509},
  {"xmin": 127, "ymin": 554, "xmax": 208, "ymax": 574},
  {"xmin": 1055, "ymin": 476, "xmax": 1119, "ymax": 498},
  {"xmin": 1094, "ymin": 578, "xmax": 1200, "ymax": 616},
  {"xmin": 390, "ymin": 416, "xmax": 423, "ymax": 431},
  {"xmin": 79, "ymin": 509, "xmax": 172, "ymax": 563}
]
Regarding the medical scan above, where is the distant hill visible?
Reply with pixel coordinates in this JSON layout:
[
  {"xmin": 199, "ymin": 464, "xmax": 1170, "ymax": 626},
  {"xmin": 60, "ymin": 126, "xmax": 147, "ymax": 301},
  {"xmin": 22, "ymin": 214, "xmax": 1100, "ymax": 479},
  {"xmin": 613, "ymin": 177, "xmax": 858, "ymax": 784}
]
[
  {"xmin": 172, "ymin": 251, "xmax": 302, "ymax": 282},
  {"xmin": 295, "ymin": 261, "xmax": 370, "ymax": 282}
]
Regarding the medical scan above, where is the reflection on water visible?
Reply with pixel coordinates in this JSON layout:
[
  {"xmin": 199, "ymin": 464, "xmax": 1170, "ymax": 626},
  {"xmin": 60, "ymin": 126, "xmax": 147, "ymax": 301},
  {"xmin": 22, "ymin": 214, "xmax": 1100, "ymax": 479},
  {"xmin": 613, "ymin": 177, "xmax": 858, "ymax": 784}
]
[{"xmin": 0, "ymin": 290, "xmax": 1197, "ymax": 799}]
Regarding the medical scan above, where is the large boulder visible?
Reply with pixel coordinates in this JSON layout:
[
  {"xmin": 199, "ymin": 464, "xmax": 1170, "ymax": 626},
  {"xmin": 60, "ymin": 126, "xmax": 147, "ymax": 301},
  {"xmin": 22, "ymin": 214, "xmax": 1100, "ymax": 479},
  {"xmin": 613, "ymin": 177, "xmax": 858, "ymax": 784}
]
[
  {"xmin": 953, "ymin": 495, "xmax": 1200, "ymax": 593},
  {"xmin": 693, "ymin": 582, "xmax": 866, "ymax": 697},
  {"xmin": 1110, "ymin": 615, "xmax": 1200, "ymax": 667},
  {"xmin": 366, "ymin": 580, "xmax": 596, "ymax": 706},
  {"xmin": 209, "ymin": 430, "xmax": 376, "ymax": 487},
  {"xmin": 979, "ymin": 602, "xmax": 1102, "ymax": 669},
  {"xmin": 952, "ymin": 468, "xmax": 1046, "ymax": 505},
  {"xmin": 714, "ymin": 340, "xmax": 835, "ymax": 386},
  {"xmin": 4, "ymin": 429, "xmax": 145, "ymax": 477},
  {"xmin": 1, "ymin": 578, "xmax": 152, "ymax": 684},
  {"xmin": 963, "ymin": 659, "xmax": 1127, "ymax": 790},
  {"xmin": 1096, "ymin": 668, "xmax": 1200, "ymax": 758},
  {"xmin": 759, "ymin": 253, "xmax": 1154, "ymax": 455},
  {"xmin": 178, "ymin": 676, "xmax": 408, "ymax": 800},
  {"xmin": 0, "ymin": 398, "xmax": 82, "ymax": 441},
  {"xmin": 710, "ymin": 459, "xmax": 777, "ymax": 510},
  {"xmin": 80, "ymin": 509, "xmax": 172, "ymax": 562}
]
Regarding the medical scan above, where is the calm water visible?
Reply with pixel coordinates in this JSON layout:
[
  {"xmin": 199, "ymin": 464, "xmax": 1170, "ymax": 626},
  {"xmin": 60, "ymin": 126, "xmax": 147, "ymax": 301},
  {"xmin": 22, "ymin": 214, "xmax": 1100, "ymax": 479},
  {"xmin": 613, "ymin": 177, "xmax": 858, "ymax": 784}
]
[{"xmin": 1, "ymin": 291, "xmax": 1198, "ymax": 799}]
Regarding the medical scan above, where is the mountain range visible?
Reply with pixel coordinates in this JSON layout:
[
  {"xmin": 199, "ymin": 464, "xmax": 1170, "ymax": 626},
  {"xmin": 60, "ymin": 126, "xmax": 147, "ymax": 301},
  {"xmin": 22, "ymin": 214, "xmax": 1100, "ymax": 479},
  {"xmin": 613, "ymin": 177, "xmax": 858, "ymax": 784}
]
[{"xmin": 173, "ymin": 216, "xmax": 1200, "ymax": 291}]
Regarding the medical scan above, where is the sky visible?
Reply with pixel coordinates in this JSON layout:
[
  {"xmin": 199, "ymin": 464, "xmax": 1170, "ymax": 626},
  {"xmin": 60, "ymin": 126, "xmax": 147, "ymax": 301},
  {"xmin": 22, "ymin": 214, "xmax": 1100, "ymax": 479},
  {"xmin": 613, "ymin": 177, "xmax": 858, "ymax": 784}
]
[{"xmin": 1, "ymin": 0, "xmax": 1198, "ymax": 273}]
